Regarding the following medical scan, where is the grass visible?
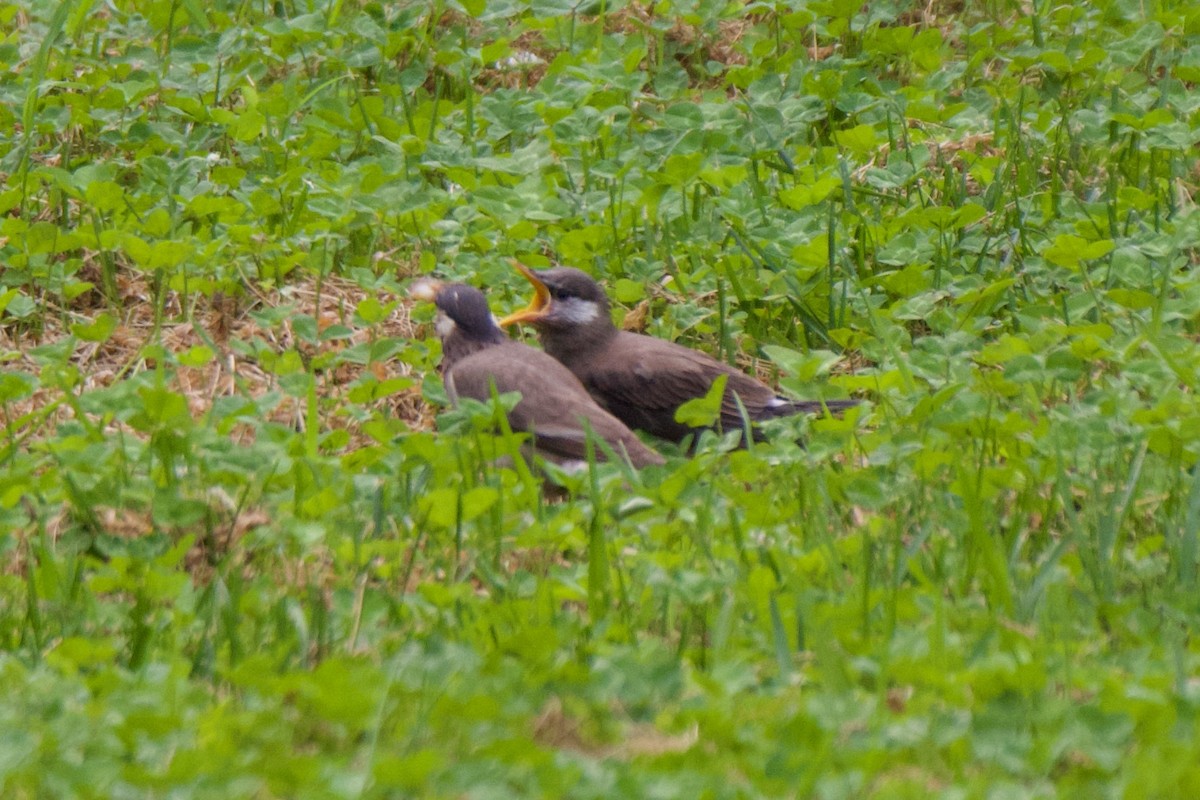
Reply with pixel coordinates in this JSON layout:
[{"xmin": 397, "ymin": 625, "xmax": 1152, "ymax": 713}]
[{"xmin": 3, "ymin": 0, "xmax": 1200, "ymax": 796}]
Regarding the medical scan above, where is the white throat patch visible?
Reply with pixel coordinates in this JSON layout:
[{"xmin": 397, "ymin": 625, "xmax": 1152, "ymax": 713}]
[{"xmin": 556, "ymin": 298, "xmax": 600, "ymax": 325}]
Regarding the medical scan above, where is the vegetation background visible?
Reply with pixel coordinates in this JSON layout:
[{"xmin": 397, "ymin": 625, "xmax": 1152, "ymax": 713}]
[{"xmin": 3, "ymin": 0, "xmax": 1200, "ymax": 796}]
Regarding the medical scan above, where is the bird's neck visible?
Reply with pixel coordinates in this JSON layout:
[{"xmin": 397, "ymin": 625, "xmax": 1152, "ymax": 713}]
[
  {"xmin": 541, "ymin": 318, "xmax": 617, "ymax": 362},
  {"xmin": 441, "ymin": 329, "xmax": 506, "ymax": 372}
]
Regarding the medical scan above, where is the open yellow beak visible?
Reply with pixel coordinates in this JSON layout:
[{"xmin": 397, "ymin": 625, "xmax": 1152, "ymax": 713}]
[{"xmin": 498, "ymin": 260, "xmax": 551, "ymax": 327}]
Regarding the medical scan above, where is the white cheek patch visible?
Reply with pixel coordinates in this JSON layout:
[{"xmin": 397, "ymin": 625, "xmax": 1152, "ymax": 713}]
[
  {"xmin": 766, "ymin": 396, "xmax": 790, "ymax": 409},
  {"xmin": 556, "ymin": 298, "xmax": 600, "ymax": 325},
  {"xmin": 435, "ymin": 312, "xmax": 456, "ymax": 340}
]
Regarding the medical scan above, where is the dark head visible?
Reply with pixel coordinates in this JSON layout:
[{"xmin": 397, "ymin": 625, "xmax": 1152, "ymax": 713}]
[
  {"xmin": 498, "ymin": 262, "xmax": 614, "ymax": 339},
  {"xmin": 411, "ymin": 280, "xmax": 507, "ymax": 368}
]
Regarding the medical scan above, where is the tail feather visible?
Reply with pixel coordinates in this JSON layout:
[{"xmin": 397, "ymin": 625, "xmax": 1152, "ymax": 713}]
[{"xmin": 761, "ymin": 397, "xmax": 859, "ymax": 419}]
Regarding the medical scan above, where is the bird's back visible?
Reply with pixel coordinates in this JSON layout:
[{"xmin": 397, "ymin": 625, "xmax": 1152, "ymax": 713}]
[
  {"xmin": 447, "ymin": 340, "xmax": 663, "ymax": 467},
  {"xmin": 561, "ymin": 330, "xmax": 855, "ymax": 442},
  {"xmin": 561, "ymin": 331, "xmax": 769, "ymax": 437}
]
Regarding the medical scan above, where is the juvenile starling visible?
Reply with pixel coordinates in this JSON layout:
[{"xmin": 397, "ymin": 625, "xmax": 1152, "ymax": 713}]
[
  {"xmin": 411, "ymin": 279, "xmax": 664, "ymax": 468},
  {"xmin": 499, "ymin": 264, "xmax": 857, "ymax": 444}
]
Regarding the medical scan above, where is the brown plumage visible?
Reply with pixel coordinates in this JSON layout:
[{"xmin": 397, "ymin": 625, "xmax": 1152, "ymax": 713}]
[
  {"xmin": 411, "ymin": 280, "xmax": 664, "ymax": 468},
  {"xmin": 499, "ymin": 264, "xmax": 858, "ymax": 444}
]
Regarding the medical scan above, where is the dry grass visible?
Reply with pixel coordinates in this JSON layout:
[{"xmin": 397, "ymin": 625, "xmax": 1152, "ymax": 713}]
[
  {"xmin": 531, "ymin": 696, "xmax": 700, "ymax": 759},
  {"xmin": 2, "ymin": 268, "xmax": 434, "ymax": 581},
  {"xmin": 1, "ymin": 270, "xmax": 431, "ymax": 452}
]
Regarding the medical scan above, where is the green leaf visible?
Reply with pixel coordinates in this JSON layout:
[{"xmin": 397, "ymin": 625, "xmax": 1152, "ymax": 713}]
[
  {"xmin": 481, "ymin": 39, "xmax": 509, "ymax": 64},
  {"xmin": 211, "ymin": 165, "xmax": 245, "ymax": 187},
  {"xmin": 420, "ymin": 487, "xmax": 461, "ymax": 528},
  {"xmin": 1042, "ymin": 235, "xmax": 1114, "ymax": 269},
  {"xmin": 675, "ymin": 374, "xmax": 726, "ymax": 428},
  {"xmin": 70, "ymin": 312, "xmax": 117, "ymax": 342},
  {"xmin": 954, "ymin": 278, "xmax": 1014, "ymax": 307},
  {"xmin": 84, "ymin": 180, "xmax": 124, "ymax": 212},
  {"xmin": 459, "ymin": 487, "xmax": 498, "ymax": 522},
  {"xmin": 953, "ymin": 203, "xmax": 987, "ymax": 228},
  {"xmin": 129, "ymin": 387, "xmax": 191, "ymax": 432},
  {"xmin": 613, "ymin": 278, "xmax": 644, "ymax": 304},
  {"xmin": 178, "ymin": 345, "xmax": 215, "ymax": 367},
  {"xmin": 0, "ymin": 371, "xmax": 36, "ymax": 403},
  {"xmin": 26, "ymin": 221, "xmax": 63, "ymax": 254},
  {"xmin": 149, "ymin": 240, "xmax": 192, "ymax": 269},
  {"xmin": 832, "ymin": 124, "xmax": 878, "ymax": 155},
  {"xmin": 121, "ymin": 233, "xmax": 152, "ymax": 267},
  {"xmin": 658, "ymin": 152, "xmax": 704, "ymax": 187},
  {"xmin": 791, "ymin": 234, "xmax": 831, "ymax": 269},
  {"xmin": 557, "ymin": 225, "xmax": 607, "ymax": 263},
  {"xmin": 355, "ymin": 296, "xmax": 389, "ymax": 325},
  {"xmin": 779, "ymin": 175, "xmax": 839, "ymax": 209},
  {"xmin": 46, "ymin": 636, "xmax": 119, "ymax": 673},
  {"xmin": 229, "ymin": 108, "xmax": 265, "ymax": 141},
  {"xmin": 976, "ymin": 335, "xmax": 1032, "ymax": 365},
  {"xmin": 1106, "ymin": 288, "xmax": 1155, "ymax": 310},
  {"xmin": 0, "ymin": 288, "xmax": 20, "ymax": 317},
  {"xmin": 374, "ymin": 750, "xmax": 446, "ymax": 791},
  {"xmin": 761, "ymin": 345, "xmax": 842, "ymax": 381}
]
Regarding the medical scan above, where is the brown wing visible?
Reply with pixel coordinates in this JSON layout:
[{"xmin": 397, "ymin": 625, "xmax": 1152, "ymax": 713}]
[
  {"xmin": 577, "ymin": 332, "xmax": 781, "ymax": 441},
  {"xmin": 447, "ymin": 342, "xmax": 663, "ymax": 467}
]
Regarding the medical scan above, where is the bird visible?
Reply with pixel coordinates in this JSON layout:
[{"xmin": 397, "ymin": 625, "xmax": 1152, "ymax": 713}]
[
  {"xmin": 410, "ymin": 279, "xmax": 664, "ymax": 468},
  {"xmin": 498, "ymin": 262, "xmax": 858, "ymax": 445}
]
